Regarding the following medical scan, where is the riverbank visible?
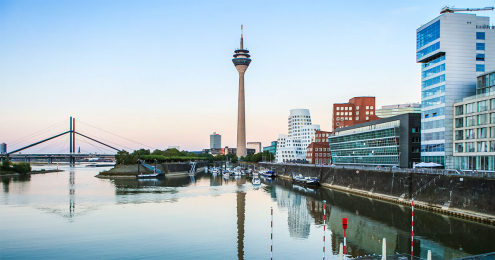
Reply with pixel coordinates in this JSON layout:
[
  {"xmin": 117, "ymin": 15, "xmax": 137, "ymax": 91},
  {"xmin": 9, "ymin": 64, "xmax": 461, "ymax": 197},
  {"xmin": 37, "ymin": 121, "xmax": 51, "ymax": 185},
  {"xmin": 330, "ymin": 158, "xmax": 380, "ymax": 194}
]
[
  {"xmin": 96, "ymin": 164, "xmax": 206, "ymax": 178},
  {"xmin": 270, "ymin": 164, "xmax": 495, "ymax": 225}
]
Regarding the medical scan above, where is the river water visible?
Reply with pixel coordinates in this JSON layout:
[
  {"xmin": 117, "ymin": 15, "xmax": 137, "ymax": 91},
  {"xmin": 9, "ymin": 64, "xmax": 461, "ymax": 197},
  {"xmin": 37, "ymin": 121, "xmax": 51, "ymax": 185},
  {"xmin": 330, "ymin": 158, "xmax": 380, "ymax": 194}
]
[{"xmin": 1, "ymin": 165, "xmax": 494, "ymax": 259}]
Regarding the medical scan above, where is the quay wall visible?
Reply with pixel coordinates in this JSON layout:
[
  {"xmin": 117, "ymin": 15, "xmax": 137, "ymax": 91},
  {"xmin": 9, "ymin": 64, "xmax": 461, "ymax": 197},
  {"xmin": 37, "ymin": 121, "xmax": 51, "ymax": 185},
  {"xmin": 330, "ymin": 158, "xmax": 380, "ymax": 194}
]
[{"xmin": 259, "ymin": 163, "xmax": 495, "ymax": 218}]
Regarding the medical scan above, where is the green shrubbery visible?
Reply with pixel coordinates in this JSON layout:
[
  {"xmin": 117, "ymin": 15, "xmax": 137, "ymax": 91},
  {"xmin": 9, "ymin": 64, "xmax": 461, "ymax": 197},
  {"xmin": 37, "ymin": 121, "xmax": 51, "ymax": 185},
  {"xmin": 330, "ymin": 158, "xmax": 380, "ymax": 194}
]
[
  {"xmin": 0, "ymin": 160, "xmax": 31, "ymax": 174},
  {"xmin": 115, "ymin": 148, "xmax": 238, "ymax": 165},
  {"xmin": 241, "ymin": 151, "xmax": 275, "ymax": 163}
]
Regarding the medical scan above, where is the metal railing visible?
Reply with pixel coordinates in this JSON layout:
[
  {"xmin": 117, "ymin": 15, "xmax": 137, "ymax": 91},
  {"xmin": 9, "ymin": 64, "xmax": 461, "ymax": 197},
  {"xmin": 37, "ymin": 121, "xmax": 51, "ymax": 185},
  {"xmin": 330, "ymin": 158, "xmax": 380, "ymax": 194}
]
[{"xmin": 259, "ymin": 162, "xmax": 495, "ymax": 178}]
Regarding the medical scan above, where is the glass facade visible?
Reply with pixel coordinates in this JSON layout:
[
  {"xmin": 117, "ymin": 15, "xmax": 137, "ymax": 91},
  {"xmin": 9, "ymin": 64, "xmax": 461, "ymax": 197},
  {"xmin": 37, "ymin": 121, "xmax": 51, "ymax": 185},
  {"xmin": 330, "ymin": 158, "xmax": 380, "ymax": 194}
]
[
  {"xmin": 422, "ymin": 63, "xmax": 445, "ymax": 78},
  {"xmin": 454, "ymin": 156, "xmax": 495, "ymax": 171},
  {"xmin": 422, "ymin": 55, "xmax": 445, "ymax": 68},
  {"xmin": 422, "ymin": 74, "xmax": 445, "ymax": 88},
  {"xmin": 476, "ymin": 43, "xmax": 485, "ymax": 50},
  {"xmin": 422, "ymin": 96, "xmax": 445, "ymax": 108},
  {"xmin": 417, "ymin": 42, "xmax": 440, "ymax": 59},
  {"xmin": 330, "ymin": 127, "xmax": 400, "ymax": 166},
  {"xmin": 476, "ymin": 32, "xmax": 485, "ymax": 40},
  {"xmin": 417, "ymin": 20, "xmax": 440, "ymax": 49},
  {"xmin": 422, "ymin": 85, "xmax": 445, "ymax": 98}
]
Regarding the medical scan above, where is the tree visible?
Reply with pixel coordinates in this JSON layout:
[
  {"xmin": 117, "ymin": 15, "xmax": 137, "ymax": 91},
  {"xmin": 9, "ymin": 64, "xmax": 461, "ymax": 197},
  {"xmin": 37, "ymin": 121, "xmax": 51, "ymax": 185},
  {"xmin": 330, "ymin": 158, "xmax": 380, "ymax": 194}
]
[
  {"xmin": 12, "ymin": 162, "xmax": 31, "ymax": 174},
  {"xmin": 1, "ymin": 159, "xmax": 12, "ymax": 171}
]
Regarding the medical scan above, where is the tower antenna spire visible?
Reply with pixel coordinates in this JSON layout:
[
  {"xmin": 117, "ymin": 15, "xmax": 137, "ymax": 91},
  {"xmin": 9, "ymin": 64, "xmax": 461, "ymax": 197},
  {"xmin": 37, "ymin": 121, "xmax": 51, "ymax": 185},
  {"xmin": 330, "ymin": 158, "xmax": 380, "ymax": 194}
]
[{"xmin": 240, "ymin": 25, "xmax": 243, "ymax": 49}]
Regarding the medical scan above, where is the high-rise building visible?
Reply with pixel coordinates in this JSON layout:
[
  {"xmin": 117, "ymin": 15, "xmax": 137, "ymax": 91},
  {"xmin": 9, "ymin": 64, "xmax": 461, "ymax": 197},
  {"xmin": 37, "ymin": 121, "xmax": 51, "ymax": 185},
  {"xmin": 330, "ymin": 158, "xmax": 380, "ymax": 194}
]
[
  {"xmin": 417, "ymin": 11, "xmax": 495, "ymax": 168},
  {"xmin": 246, "ymin": 142, "xmax": 261, "ymax": 154},
  {"xmin": 375, "ymin": 103, "xmax": 421, "ymax": 118},
  {"xmin": 210, "ymin": 132, "xmax": 221, "ymax": 149},
  {"xmin": 453, "ymin": 70, "xmax": 495, "ymax": 171},
  {"xmin": 0, "ymin": 143, "xmax": 6, "ymax": 155},
  {"xmin": 276, "ymin": 109, "xmax": 320, "ymax": 163},
  {"xmin": 232, "ymin": 25, "xmax": 251, "ymax": 157},
  {"xmin": 332, "ymin": 97, "xmax": 379, "ymax": 131}
]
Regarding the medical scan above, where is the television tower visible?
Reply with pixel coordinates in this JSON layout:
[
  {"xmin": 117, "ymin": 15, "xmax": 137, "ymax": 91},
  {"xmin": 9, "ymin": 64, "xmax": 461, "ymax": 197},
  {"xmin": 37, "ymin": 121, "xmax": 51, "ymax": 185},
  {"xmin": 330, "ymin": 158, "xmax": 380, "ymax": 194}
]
[{"xmin": 232, "ymin": 25, "xmax": 251, "ymax": 157}]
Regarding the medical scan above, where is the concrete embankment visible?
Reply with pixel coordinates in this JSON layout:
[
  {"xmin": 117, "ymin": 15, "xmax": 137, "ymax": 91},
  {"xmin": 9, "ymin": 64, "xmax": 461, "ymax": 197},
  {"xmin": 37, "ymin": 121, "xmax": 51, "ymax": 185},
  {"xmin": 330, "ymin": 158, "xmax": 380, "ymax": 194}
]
[
  {"xmin": 96, "ymin": 162, "xmax": 207, "ymax": 178},
  {"xmin": 260, "ymin": 163, "xmax": 495, "ymax": 225}
]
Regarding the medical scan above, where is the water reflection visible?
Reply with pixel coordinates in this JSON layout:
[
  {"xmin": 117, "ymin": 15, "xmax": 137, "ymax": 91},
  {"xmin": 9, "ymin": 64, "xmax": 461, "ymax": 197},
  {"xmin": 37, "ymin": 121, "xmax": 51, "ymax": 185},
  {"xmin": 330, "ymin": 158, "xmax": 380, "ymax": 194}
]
[{"xmin": 237, "ymin": 192, "xmax": 245, "ymax": 260}]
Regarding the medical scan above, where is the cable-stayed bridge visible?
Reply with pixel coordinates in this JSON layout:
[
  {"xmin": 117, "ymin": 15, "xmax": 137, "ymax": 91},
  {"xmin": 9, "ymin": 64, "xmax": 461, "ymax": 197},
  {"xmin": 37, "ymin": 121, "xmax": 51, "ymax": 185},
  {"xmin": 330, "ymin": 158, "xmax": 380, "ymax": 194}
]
[{"xmin": 1, "ymin": 117, "xmax": 155, "ymax": 163}]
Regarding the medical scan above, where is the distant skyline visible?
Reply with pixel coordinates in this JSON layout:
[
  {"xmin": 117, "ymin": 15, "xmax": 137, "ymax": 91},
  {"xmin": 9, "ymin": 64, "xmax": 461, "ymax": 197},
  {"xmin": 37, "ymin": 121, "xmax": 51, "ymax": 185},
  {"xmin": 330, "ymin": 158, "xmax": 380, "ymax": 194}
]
[{"xmin": 1, "ymin": 0, "xmax": 494, "ymax": 153}]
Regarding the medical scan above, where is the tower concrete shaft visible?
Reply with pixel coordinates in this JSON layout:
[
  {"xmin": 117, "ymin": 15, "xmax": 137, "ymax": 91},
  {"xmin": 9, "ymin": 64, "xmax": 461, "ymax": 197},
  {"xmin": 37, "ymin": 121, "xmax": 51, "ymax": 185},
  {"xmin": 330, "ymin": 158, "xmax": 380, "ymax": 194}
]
[{"xmin": 232, "ymin": 25, "xmax": 251, "ymax": 158}]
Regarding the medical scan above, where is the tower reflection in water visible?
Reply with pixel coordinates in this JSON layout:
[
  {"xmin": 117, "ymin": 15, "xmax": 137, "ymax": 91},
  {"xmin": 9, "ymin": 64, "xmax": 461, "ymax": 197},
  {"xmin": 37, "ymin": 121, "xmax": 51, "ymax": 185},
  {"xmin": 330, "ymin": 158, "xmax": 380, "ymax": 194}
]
[{"xmin": 69, "ymin": 170, "xmax": 75, "ymax": 218}]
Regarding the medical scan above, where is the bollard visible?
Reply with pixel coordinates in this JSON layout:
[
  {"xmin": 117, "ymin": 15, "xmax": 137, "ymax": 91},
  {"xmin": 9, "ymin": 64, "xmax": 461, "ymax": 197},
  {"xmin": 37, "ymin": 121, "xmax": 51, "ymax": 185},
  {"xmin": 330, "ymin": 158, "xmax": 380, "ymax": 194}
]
[
  {"xmin": 323, "ymin": 200, "xmax": 326, "ymax": 260},
  {"xmin": 427, "ymin": 250, "xmax": 432, "ymax": 260},
  {"xmin": 411, "ymin": 198, "xmax": 414, "ymax": 257},
  {"xmin": 339, "ymin": 243, "xmax": 343, "ymax": 260},
  {"xmin": 381, "ymin": 238, "xmax": 386, "ymax": 260},
  {"xmin": 271, "ymin": 207, "xmax": 273, "ymax": 260},
  {"xmin": 342, "ymin": 218, "xmax": 348, "ymax": 258}
]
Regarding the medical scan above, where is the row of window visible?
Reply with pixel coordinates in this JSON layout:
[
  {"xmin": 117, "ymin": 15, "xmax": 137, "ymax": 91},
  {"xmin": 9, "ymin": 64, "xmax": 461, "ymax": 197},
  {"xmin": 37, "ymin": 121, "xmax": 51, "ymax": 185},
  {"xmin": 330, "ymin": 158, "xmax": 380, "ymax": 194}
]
[
  {"xmin": 421, "ymin": 143, "xmax": 445, "ymax": 152},
  {"xmin": 335, "ymin": 106, "xmax": 373, "ymax": 111},
  {"xmin": 454, "ymin": 156, "xmax": 495, "ymax": 171},
  {"xmin": 455, "ymin": 127, "xmax": 495, "ymax": 140},
  {"xmin": 477, "ymin": 64, "xmax": 485, "ymax": 72},
  {"xmin": 455, "ymin": 142, "xmax": 495, "ymax": 153},
  {"xmin": 422, "ymin": 55, "xmax": 445, "ymax": 69},
  {"xmin": 417, "ymin": 20, "xmax": 440, "ymax": 49},
  {"xmin": 332, "ymin": 156, "xmax": 399, "ymax": 166},
  {"xmin": 457, "ymin": 99, "xmax": 495, "ymax": 115},
  {"xmin": 422, "ymin": 96, "xmax": 445, "ymax": 108},
  {"xmin": 455, "ymin": 114, "xmax": 495, "ymax": 127},
  {"xmin": 308, "ymin": 153, "xmax": 331, "ymax": 158},
  {"xmin": 477, "ymin": 72, "xmax": 495, "ymax": 89},
  {"xmin": 421, "ymin": 156, "xmax": 445, "ymax": 164},
  {"xmin": 336, "ymin": 110, "xmax": 374, "ymax": 116},
  {"xmin": 421, "ymin": 131, "xmax": 445, "ymax": 141},
  {"xmin": 336, "ymin": 116, "xmax": 370, "ymax": 121},
  {"xmin": 422, "ymin": 107, "xmax": 445, "ymax": 118},
  {"xmin": 417, "ymin": 42, "xmax": 440, "ymax": 59},
  {"xmin": 422, "ymin": 74, "xmax": 445, "ymax": 88},
  {"xmin": 331, "ymin": 146, "xmax": 399, "ymax": 157},
  {"xmin": 422, "ymin": 85, "xmax": 445, "ymax": 98},
  {"xmin": 422, "ymin": 119, "xmax": 444, "ymax": 130},
  {"xmin": 422, "ymin": 63, "xmax": 445, "ymax": 78}
]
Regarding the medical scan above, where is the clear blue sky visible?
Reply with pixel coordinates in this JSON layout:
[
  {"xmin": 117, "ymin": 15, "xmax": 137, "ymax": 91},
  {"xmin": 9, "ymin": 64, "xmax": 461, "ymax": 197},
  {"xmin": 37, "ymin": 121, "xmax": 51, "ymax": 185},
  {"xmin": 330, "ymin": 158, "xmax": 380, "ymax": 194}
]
[{"xmin": 1, "ymin": 0, "xmax": 494, "ymax": 153}]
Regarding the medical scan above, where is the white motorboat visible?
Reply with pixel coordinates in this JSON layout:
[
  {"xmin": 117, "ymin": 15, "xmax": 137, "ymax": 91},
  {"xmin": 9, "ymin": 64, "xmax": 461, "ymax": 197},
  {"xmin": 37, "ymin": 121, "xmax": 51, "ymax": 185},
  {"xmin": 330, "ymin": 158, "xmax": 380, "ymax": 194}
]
[{"xmin": 252, "ymin": 177, "xmax": 261, "ymax": 185}]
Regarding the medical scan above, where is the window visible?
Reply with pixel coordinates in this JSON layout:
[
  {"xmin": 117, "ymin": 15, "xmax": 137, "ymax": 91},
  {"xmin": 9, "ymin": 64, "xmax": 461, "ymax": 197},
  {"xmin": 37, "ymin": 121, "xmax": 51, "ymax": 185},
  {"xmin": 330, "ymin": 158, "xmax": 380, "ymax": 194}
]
[
  {"xmin": 371, "ymin": 111, "xmax": 374, "ymax": 115},
  {"xmin": 477, "ymin": 142, "xmax": 487, "ymax": 152},
  {"xmin": 422, "ymin": 85, "xmax": 445, "ymax": 98},
  {"xmin": 417, "ymin": 41, "xmax": 440, "ymax": 59},
  {"xmin": 412, "ymin": 127, "xmax": 420, "ymax": 133},
  {"xmin": 466, "ymin": 116, "xmax": 476, "ymax": 127},
  {"xmin": 349, "ymin": 112, "xmax": 352, "ymax": 116},
  {"xmin": 355, "ymin": 117, "xmax": 359, "ymax": 120},
  {"xmin": 349, "ymin": 107, "xmax": 353, "ymax": 111},
  {"xmin": 476, "ymin": 54, "xmax": 485, "ymax": 61},
  {"xmin": 478, "ymin": 128, "xmax": 487, "ymax": 139},
  {"xmin": 491, "ymin": 142, "xmax": 495, "ymax": 152},
  {"xmin": 492, "ymin": 99, "xmax": 495, "ymax": 110},
  {"xmin": 478, "ymin": 114, "xmax": 488, "ymax": 125},
  {"xmin": 356, "ymin": 106, "xmax": 359, "ymax": 110},
  {"xmin": 345, "ymin": 107, "xmax": 348, "ymax": 111},
  {"xmin": 417, "ymin": 20, "xmax": 440, "ymax": 49},
  {"xmin": 466, "ymin": 129, "xmax": 474, "ymax": 139},
  {"xmin": 345, "ymin": 112, "xmax": 348, "ymax": 116},
  {"xmin": 422, "ymin": 96, "xmax": 445, "ymax": 108},
  {"xmin": 476, "ymin": 43, "xmax": 485, "ymax": 50},
  {"xmin": 366, "ymin": 111, "xmax": 369, "ymax": 115},
  {"xmin": 370, "ymin": 106, "xmax": 373, "ymax": 109},
  {"xmin": 422, "ymin": 55, "xmax": 445, "ymax": 68},
  {"xmin": 356, "ymin": 111, "xmax": 359, "ymax": 115},
  {"xmin": 422, "ymin": 63, "xmax": 445, "ymax": 78},
  {"xmin": 455, "ymin": 130, "xmax": 463, "ymax": 140},
  {"xmin": 476, "ymin": 64, "xmax": 485, "ymax": 72},
  {"xmin": 337, "ymin": 107, "xmax": 340, "ymax": 111},
  {"xmin": 466, "ymin": 103, "xmax": 476, "ymax": 114},
  {"xmin": 365, "ymin": 116, "xmax": 369, "ymax": 120},
  {"xmin": 455, "ymin": 105, "xmax": 463, "ymax": 116},
  {"xmin": 478, "ymin": 100, "xmax": 488, "ymax": 112},
  {"xmin": 455, "ymin": 143, "xmax": 463, "ymax": 153},
  {"xmin": 455, "ymin": 118, "xmax": 463, "ymax": 128},
  {"xmin": 476, "ymin": 32, "xmax": 485, "ymax": 40},
  {"xmin": 466, "ymin": 142, "xmax": 475, "ymax": 152},
  {"xmin": 366, "ymin": 106, "xmax": 369, "ymax": 109},
  {"xmin": 491, "ymin": 113, "xmax": 495, "ymax": 124},
  {"xmin": 422, "ymin": 74, "xmax": 445, "ymax": 88}
]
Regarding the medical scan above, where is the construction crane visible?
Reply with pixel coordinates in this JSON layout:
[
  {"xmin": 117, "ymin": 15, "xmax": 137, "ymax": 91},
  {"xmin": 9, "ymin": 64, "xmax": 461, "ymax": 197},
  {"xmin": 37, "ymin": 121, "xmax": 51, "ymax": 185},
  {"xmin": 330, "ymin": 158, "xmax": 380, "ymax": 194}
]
[{"xmin": 440, "ymin": 6, "xmax": 494, "ymax": 14}]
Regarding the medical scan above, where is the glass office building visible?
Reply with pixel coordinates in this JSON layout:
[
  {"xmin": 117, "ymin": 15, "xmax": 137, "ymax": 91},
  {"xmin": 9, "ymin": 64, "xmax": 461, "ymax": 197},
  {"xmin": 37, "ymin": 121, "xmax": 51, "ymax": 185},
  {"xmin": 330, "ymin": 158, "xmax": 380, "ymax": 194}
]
[
  {"xmin": 263, "ymin": 141, "xmax": 277, "ymax": 155},
  {"xmin": 329, "ymin": 114, "xmax": 421, "ymax": 168},
  {"xmin": 417, "ymin": 13, "xmax": 495, "ymax": 168}
]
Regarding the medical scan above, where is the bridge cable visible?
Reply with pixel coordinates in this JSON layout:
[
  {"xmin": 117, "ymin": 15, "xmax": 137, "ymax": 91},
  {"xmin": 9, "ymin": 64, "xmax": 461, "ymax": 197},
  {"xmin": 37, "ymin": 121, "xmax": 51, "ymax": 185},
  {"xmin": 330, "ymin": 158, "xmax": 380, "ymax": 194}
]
[
  {"xmin": 37, "ymin": 136, "xmax": 70, "ymax": 153},
  {"xmin": 76, "ymin": 130, "xmax": 133, "ymax": 151},
  {"xmin": 77, "ymin": 138, "xmax": 114, "ymax": 153},
  {"xmin": 77, "ymin": 120, "xmax": 155, "ymax": 150},
  {"xmin": 9, "ymin": 119, "xmax": 69, "ymax": 147}
]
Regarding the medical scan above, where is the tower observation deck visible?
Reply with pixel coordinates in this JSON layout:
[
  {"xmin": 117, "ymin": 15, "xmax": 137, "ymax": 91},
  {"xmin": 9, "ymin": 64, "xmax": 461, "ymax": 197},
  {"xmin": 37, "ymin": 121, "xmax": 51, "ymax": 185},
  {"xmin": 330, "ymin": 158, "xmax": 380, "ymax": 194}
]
[{"xmin": 232, "ymin": 25, "xmax": 251, "ymax": 157}]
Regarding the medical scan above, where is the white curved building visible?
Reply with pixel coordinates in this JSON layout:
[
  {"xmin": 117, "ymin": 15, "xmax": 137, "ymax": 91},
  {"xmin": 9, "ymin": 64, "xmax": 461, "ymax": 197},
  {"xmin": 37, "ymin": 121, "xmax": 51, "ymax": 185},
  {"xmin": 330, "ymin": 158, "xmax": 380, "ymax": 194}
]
[{"xmin": 276, "ymin": 109, "xmax": 320, "ymax": 163}]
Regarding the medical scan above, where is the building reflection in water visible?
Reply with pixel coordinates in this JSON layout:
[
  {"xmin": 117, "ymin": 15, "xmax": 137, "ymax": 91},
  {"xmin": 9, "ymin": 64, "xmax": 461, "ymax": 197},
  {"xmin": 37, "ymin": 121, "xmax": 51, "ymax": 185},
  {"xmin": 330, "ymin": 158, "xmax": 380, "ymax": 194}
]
[
  {"xmin": 275, "ymin": 188, "xmax": 312, "ymax": 239},
  {"xmin": 237, "ymin": 192, "xmax": 245, "ymax": 260},
  {"xmin": 69, "ymin": 171, "xmax": 75, "ymax": 218}
]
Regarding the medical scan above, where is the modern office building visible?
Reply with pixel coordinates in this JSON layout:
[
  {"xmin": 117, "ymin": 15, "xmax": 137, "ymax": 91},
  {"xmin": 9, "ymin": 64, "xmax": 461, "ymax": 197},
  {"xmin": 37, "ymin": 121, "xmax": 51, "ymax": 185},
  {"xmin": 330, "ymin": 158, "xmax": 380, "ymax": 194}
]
[
  {"xmin": 228, "ymin": 148, "xmax": 255, "ymax": 156},
  {"xmin": 276, "ymin": 109, "xmax": 320, "ymax": 163},
  {"xmin": 306, "ymin": 130, "xmax": 332, "ymax": 164},
  {"xmin": 247, "ymin": 142, "xmax": 262, "ymax": 154},
  {"xmin": 332, "ymin": 97, "xmax": 379, "ymax": 131},
  {"xmin": 375, "ymin": 103, "xmax": 421, "ymax": 118},
  {"xmin": 453, "ymin": 70, "xmax": 495, "ymax": 171},
  {"xmin": 329, "ymin": 113, "xmax": 421, "ymax": 168},
  {"xmin": 210, "ymin": 132, "xmax": 221, "ymax": 149},
  {"xmin": 417, "ymin": 11, "xmax": 495, "ymax": 168},
  {"xmin": 262, "ymin": 141, "xmax": 277, "ymax": 155},
  {"xmin": 0, "ymin": 143, "xmax": 6, "ymax": 155},
  {"xmin": 232, "ymin": 25, "xmax": 252, "ymax": 157}
]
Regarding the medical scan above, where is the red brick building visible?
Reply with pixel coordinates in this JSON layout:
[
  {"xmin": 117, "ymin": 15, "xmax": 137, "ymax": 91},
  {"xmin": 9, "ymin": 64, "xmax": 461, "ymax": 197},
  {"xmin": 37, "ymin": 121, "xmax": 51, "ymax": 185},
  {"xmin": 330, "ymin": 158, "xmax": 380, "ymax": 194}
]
[
  {"xmin": 332, "ymin": 96, "xmax": 380, "ymax": 131},
  {"xmin": 306, "ymin": 130, "xmax": 332, "ymax": 164}
]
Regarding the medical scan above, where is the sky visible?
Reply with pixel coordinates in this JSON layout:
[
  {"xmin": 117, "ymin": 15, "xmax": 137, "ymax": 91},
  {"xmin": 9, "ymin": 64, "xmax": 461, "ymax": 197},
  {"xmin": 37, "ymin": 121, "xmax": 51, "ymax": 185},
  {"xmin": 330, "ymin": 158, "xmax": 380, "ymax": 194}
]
[{"xmin": 1, "ymin": 0, "xmax": 494, "ymax": 154}]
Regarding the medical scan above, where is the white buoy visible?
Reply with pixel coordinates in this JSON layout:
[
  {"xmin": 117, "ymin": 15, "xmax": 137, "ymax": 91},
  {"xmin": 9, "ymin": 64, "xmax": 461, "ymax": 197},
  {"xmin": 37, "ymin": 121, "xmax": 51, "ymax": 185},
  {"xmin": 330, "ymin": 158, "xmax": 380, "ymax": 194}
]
[
  {"xmin": 382, "ymin": 238, "xmax": 386, "ymax": 260},
  {"xmin": 427, "ymin": 250, "xmax": 432, "ymax": 260},
  {"xmin": 339, "ymin": 243, "xmax": 343, "ymax": 260}
]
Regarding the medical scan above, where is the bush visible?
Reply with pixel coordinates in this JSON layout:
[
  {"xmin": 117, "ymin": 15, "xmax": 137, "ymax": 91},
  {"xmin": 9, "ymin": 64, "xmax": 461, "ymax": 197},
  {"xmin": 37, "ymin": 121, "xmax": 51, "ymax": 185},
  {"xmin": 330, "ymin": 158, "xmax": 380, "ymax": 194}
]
[
  {"xmin": 12, "ymin": 162, "xmax": 32, "ymax": 174},
  {"xmin": 1, "ymin": 160, "xmax": 12, "ymax": 171}
]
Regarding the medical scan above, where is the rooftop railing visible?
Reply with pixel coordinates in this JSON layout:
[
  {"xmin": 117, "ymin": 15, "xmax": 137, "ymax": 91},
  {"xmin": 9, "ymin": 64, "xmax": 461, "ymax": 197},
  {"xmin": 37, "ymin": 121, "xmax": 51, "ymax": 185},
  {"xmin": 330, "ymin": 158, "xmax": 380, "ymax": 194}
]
[{"xmin": 454, "ymin": 91, "xmax": 495, "ymax": 103}]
